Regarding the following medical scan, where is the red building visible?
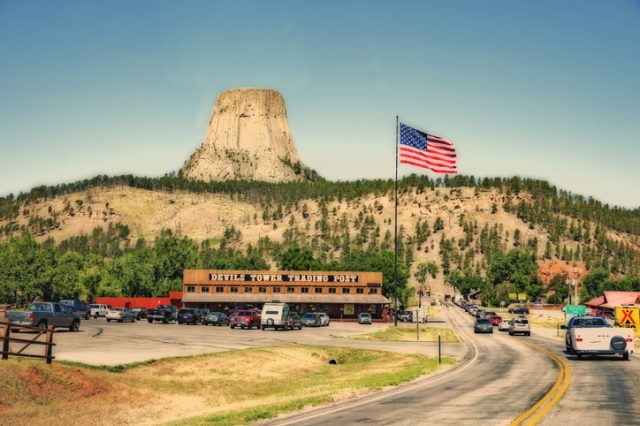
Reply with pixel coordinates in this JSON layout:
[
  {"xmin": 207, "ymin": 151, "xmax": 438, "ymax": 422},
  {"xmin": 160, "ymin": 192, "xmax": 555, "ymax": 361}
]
[{"xmin": 95, "ymin": 292, "xmax": 183, "ymax": 309}]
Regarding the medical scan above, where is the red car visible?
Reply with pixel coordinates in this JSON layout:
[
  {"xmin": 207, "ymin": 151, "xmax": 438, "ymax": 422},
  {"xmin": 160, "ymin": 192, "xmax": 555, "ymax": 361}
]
[
  {"xmin": 229, "ymin": 310, "xmax": 261, "ymax": 329},
  {"xmin": 488, "ymin": 314, "xmax": 502, "ymax": 326}
]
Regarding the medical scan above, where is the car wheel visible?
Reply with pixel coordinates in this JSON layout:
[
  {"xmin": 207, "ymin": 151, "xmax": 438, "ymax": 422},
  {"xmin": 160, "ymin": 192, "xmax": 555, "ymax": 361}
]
[
  {"xmin": 162, "ymin": 318, "xmax": 168, "ymax": 324},
  {"xmin": 508, "ymin": 331, "xmax": 513, "ymax": 335},
  {"xmin": 576, "ymin": 354, "xmax": 582, "ymax": 360},
  {"xmin": 148, "ymin": 319, "xmax": 153, "ymax": 323},
  {"xmin": 94, "ymin": 313, "xmax": 99, "ymax": 319},
  {"xmin": 85, "ymin": 312, "xmax": 90, "ymax": 320},
  {"xmin": 69, "ymin": 320, "xmax": 80, "ymax": 332},
  {"xmin": 107, "ymin": 319, "xmax": 111, "ymax": 322},
  {"xmin": 231, "ymin": 325, "xmax": 235, "ymax": 329},
  {"xmin": 248, "ymin": 324, "xmax": 253, "ymax": 330},
  {"xmin": 623, "ymin": 352, "xmax": 630, "ymax": 361}
]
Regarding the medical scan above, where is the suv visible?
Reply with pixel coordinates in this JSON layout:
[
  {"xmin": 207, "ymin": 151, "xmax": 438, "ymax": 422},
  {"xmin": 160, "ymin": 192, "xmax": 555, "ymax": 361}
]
[
  {"xmin": 509, "ymin": 318, "xmax": 531, "ymax": 336},
  {"xmin": 318, "ymin": 312, "xmax": 330, "ymax": 326},
  {"xmin": 147, "ymin": 305, "xmax": 177, "ymax": 324},
  {"xmin": 90, "ymin": 304, "xmax": 112, "ymax": 319},
  {"xmin": 512, "ymin": 306, "xmax": 530, "ymax": 315},
  {"xmin": 60, "ymin": 299, "xmax": 91, "ymax": 319},
  {"xmin": 229, "ymin": 310, "xmax": 261, "ymax": 329},
  {"xmin": 177, "ymin": 308, "xmax": 202, "ymax": 325}
]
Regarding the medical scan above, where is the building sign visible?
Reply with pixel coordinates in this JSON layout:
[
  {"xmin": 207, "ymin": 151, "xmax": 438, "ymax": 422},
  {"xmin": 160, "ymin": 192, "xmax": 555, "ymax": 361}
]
[
  {"xmin": 208, "ymin": 273, "xmax": 359, "ymax": 283},
  {"xmin": 343, "ymin": 304, "xmax": 355, "ymax": 315}
]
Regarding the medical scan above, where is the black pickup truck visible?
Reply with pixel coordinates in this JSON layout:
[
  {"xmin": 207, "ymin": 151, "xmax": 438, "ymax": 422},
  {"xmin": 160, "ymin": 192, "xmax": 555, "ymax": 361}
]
[{"xmin": 147, "ymin": 305, "xmax": 177, "ymax": 324}]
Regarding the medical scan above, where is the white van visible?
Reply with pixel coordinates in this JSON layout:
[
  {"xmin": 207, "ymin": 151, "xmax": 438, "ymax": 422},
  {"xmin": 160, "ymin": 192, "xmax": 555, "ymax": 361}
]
[
  {"xmin": 89, "ymin": 304, "xmax": 112, "ymax": 319},
  {"xmin": 261, "ymin": 302, "xmax": 297, "ymax": 330}
]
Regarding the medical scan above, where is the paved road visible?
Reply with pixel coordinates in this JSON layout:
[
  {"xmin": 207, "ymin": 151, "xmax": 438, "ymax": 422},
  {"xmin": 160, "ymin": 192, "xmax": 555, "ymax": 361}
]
[
  {"xmin": 266, "ymin": 306, "xmax": 557, "ymax": 426},
  {"xmin": 53, "ymin": 318, "xmax": 466, "ymax": 365}
]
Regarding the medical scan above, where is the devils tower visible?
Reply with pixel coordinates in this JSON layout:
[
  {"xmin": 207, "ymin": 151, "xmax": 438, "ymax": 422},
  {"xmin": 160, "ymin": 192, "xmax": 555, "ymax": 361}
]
[{"xmin": 180, "ymin": 88, "xmax": 309, "ymax": 183}]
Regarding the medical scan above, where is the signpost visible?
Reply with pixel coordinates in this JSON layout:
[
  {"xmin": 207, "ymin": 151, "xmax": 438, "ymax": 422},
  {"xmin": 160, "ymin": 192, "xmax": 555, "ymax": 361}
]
[{"xmin": 565, "ymin": 305, "xmax": 586, "ymax": 316}]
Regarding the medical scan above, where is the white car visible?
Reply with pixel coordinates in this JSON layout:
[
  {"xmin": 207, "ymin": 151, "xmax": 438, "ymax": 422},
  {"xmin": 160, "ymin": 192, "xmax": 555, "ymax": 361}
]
[
  {"xmin": 498, "ymin": 319, "xmax": 512, "ymax": 332},
  {"xmin": 318, "ymin": 312, "xmax": 330, "ymax": 326},
  {"xmin": 105, "ymin": 308, "xmax": 136, "ymax": 323}
]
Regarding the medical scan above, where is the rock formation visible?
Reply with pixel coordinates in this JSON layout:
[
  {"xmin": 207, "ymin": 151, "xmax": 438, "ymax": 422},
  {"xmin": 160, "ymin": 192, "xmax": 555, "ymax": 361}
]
[{"xmin": 180, "ymin": 88, "xmax": 309, "ymax": 183}]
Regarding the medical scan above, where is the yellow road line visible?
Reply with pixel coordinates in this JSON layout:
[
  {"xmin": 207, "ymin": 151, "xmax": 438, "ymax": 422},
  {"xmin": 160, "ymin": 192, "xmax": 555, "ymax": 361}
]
[{"xmin": 510, "ymin": 340, "xmax": 571, "ymax": 426}]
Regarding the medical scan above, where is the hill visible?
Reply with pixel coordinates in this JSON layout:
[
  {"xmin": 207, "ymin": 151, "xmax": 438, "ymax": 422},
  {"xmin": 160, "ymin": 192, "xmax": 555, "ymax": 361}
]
[{"xmin": 1, "ymin": 175, "xmax": 638, "ymax": 305}]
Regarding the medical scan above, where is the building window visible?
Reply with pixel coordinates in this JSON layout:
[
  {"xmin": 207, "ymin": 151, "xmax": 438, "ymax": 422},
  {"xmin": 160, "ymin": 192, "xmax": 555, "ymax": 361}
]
[
  {"xmin": 301, "ymin": 287, "xmax": 309, "ymax": 293},
  {"xmin": 186, "ymin": 286, "xmax": 196, "ymax": 293},
  {"xmin": 244, "ymin": 286, "xmax": 253, "ymax": 293},
  {"xmin": 342, "ymin": 288, "xmax": 350, "ymax": 294},
  {"xmin": 202, "ymin": 286, "xmax": 210, "ymax": 293},
  {"xmin": 259, "ymin": 287, "xmax": 267, "ymax": 293},
  {"xmin": 230, "ymin": 287, "xmax": 238, "ymax": 293},
  {"xmin": 216, "ymin": 286, "xmax": 224, "ymax": 293},
  {"xmin": 368, "ymin": 288, "xmax": 378, "ymax": 294},
  {"xmin": 273, "ymin": 287, "xmax": 281, "ymax": 293},
  {"xmin": 287, "ymin": 287, "xmax": 295, "ymax": 293},
  {"xmin": 356, "ymin": 288, "xmax": 364, "ymax": 294},
  {"xmin": 329, "ymin": 287, "xmax": 336, "ymax": 294},
  {"xmin": 314, "ymin": 287, "xmax": 323, "ymax": 294}
]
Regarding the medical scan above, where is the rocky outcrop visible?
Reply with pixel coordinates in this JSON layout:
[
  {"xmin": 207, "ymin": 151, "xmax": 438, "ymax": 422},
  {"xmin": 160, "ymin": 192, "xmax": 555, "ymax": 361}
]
[{"xmin": 180, "ymin": 88, "xmax": 310, "ymax": 183}]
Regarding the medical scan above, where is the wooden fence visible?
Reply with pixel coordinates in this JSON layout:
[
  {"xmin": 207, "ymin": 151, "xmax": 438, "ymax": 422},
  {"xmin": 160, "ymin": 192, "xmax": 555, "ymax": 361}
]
[{"xmin": 0, "ymin": 320, "xmax": 55, "ymax": 364}]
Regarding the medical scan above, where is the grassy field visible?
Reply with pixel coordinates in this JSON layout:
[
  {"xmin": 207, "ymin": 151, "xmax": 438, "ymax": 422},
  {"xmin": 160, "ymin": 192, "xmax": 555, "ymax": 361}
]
[
  {"xmin": 348, "ymin": 325, "xmax": 459, "ymax": 343},
  {"xmin": 0, "ymin": 346, "xmax": 453, "ymax": 426}
]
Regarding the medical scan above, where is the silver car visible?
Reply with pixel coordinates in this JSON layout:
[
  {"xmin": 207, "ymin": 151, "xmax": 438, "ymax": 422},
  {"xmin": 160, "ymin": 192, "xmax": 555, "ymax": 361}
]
[
  {"xmin": 509, "ymin": 318, "xmax": 530, "ymax": 336},
  {"xmin": 106, "ymin": 308, "xmax": 136, "ymax": 323},
  {"xmin": 357, "ymin": 313, "xmax": 372, "ymax": 324}
]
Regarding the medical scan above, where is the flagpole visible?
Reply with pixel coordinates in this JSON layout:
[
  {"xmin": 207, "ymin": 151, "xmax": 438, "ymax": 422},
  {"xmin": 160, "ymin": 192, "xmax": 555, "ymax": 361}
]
[{"xmin": 394, "ymin": 115, "xmax": 399, "ymax": 326}]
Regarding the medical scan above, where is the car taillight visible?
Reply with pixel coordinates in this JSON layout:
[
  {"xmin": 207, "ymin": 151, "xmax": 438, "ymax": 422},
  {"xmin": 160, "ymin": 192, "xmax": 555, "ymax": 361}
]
[
  {"xmin": 29, "ymin": 312, "xmax": 34, "ymax": 320},
  {"xmin": 576, "ymin": 338, "xmax": 583, "ymax": 342},
  {"xmin": 627, "ymin": 338, "xmax": 633, "ymax": 342}
]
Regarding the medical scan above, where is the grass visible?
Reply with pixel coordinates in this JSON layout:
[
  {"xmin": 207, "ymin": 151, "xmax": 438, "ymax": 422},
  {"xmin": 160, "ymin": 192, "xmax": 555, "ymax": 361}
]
[
  {"xmin": 348, "ymin": 325, "xmax": 459, "ymax": 342},
  {"xmin": 0, "ymin": 346, "xmax": 454, "ymax": 425}
]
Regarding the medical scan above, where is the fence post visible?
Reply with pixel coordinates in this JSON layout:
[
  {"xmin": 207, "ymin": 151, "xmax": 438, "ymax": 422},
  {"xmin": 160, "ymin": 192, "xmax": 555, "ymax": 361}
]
[
  {"xmin": 1, "ymin": 320, "xmax": 10, "ymax": 360},
  {"xmin": 45, "ymin": 325, "xmax": 54, "ymax": 365}
]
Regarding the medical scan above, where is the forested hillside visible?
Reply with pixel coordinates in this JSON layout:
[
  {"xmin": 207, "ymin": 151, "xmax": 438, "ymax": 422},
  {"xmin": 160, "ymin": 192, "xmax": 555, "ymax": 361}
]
[{"xmin": 1, "ymin": 175, "xmax": 638, "ymax": 307}]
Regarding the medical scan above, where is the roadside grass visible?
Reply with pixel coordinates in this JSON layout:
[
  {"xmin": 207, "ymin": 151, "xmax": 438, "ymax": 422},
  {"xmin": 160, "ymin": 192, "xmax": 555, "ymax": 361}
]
[
  {"xmin": 348, "ymin": 325, "xmax": 459, "ymax": 343},
  {"xmin": 0, "ymin": 346, "xmax": 453, "ymax": 426}
]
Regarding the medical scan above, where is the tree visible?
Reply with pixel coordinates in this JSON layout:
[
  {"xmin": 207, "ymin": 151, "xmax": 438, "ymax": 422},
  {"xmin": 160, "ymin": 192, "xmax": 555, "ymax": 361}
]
[
  {"xmin": 278, "ymin": 247, "xmax": 320, "ymax": 270},
  {"xmin": 414, "ymin": 262, "xmax": 439, "ymax": 294}
]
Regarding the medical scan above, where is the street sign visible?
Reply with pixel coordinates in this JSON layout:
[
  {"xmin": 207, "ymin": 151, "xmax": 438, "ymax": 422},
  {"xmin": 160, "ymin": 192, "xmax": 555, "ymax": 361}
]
[{"xmin": 565, "ymin": 305, "xmax": 586, "ymax": 316}]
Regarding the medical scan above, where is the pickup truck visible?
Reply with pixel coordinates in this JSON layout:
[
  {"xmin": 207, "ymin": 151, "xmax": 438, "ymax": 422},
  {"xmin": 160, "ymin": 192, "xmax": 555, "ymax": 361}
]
[
  {"xmin": 230, "ymin": 310, "xmax": 261, "ymax": 329},
  {"xmin": 7, "ymin": 302, "xmax": 81, "ymax": 331},
  {"xmin": 565, "ymin": 316, "xmax": 634, "ymax": 360},
  {"xmin": 60, "ymin": 299, "xmax": 91, "ymax": 319},
  {"xmin": 147, "ymin": 305, "xmax": 177, "ymax": 324}
]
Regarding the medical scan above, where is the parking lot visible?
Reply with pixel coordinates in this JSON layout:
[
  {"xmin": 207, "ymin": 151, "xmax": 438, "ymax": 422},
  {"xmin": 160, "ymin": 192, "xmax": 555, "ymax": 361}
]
[{"xmin": 49, "ymin": 315, "xmax": 465, "ymax": 365}]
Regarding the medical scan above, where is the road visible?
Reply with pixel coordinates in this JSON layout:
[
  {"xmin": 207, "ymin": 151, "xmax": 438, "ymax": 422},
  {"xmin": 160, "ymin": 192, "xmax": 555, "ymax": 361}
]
[{"xmin": 267, "ymin": 306, "xmax": 558, "ymax": 426}]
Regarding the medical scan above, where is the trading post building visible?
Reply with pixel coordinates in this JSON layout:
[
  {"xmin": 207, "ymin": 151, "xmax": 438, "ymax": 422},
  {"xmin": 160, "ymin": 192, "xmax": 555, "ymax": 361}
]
[{"xmin": 182, "ymin": 270, "xmax": 391, "ymax": 320}]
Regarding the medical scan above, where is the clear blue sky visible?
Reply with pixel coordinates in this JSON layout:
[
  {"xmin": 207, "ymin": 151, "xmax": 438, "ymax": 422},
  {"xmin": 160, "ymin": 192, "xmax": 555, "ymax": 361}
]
[{"xmin": 1, "ymin": 1, "xmax": 639, "ymax": 207}]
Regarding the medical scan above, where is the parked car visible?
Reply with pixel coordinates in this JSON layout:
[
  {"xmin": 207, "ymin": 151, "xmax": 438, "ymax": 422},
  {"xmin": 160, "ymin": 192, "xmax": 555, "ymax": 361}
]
[
  {"xmin": 204, "ymin": 312, "xmax": 229, "ymax": 326},
  {"xmin": 474, "ymin": 318, "xmax": 493, "ymax": 333},
  {"xmin": 59, "ymin": 299, "xmax": 91, "ymax": 319},
  {"xmin": 533, "ymin": 301, "xmax": 543, "ymax": 308},
  {"xmin": 318, "ymin": 312, "xmax": 330, "ymax": 326},
  {"xmin": 397, "ymin": 311, "xmax": 413, "ymax": 322},
  {"xmin": 301, "ymin": 312, "xmax": 322, "ymax": 327},
  {"xmin": 512, "ymin": 306, "xmax": 530, "ymax": 315},
  {"xmin": 147, "ymin": 305, "xmax": 177, "ymax": 324},
  {"xmin": 289, "ymin": 312, "xmax": 303, "ymax": 330},
  {"xmin": 106, "ymin": 308, "xmax": 136, "ymax": 323},
  {"xmin": 565, "ymin": 316, "xmax": 633, "ymax": 360},
  {"xmin": 90, "ymin": 304, "xmax": 112, "ymax": 319},
  {"xmin": 261, "ymin": 302, "xmax": 298, "ymax": 330},
  {"xmin": 131, "ymin": 307, "xmax": 148, "ymax": 320},
  {"xmin": 229, "ymin": 310, "xmax": 261, "ymax": 329},
  {"xmin": 357, "ymin": 313, "xmax": 373, "ymax": 324},
  {"xmin": 509, "ymin": 318, "xmax": 531, "ymax": 336},
  {"xmin": 177, "ymin": 308, "xmax": 202, "ymax": 325},
  {"xmin": 498, "ymin": 319, "xmax": 512, "ymax": 332},
  {"xmin": 7, "ymin": 302, "xmax": 81, "ymax": 331}
]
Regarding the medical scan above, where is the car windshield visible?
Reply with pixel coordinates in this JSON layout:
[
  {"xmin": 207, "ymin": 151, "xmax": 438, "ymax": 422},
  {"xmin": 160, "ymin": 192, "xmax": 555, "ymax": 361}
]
[
  {"xmin": 181, "ymin": 309, "xmax": 194, "ymax": 314},
  {"xmin": 477, "ymin": 319, "xmax": 490, "ymax": 324},
  {"xmin": 515, "ymin": 319, "xmax": 528, "ymax": 324},
  {"xmin": 302, "ymin": 313, "xmax": 317, "ymax": 319},
  {"xmin": 360, "ymin": 314, "xmax": 371, "ymax": 318},
  {"xmin": 237, "ymin": 311, "xmax": 253, "ymax": 316}
]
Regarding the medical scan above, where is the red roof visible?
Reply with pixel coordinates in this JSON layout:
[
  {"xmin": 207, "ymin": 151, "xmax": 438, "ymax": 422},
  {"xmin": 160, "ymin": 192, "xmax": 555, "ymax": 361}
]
[{"xmin": 584, "ymin": 291, "xmax": 640, "ymax": 309}]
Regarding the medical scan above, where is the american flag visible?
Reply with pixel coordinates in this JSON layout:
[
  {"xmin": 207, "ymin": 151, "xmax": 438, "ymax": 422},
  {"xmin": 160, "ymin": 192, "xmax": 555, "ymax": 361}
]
[{"xmin": 399, "ymin": 123, "xmax": 457, "ymax": 174}]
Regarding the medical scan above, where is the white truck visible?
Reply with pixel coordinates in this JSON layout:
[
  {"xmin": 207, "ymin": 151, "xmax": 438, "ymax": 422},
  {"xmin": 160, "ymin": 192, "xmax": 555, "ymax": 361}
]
[{"xmin": 565, "ymin": 316, "xmax": 634, "ymax": 360}]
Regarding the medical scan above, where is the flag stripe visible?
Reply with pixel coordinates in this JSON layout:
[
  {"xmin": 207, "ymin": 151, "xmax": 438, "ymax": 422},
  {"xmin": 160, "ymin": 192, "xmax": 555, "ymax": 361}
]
[
  {"xmin": 400, "ymin": 159, "xmax": 457, "ymax": 174},
  {"xmin": 399, "ymin": 151, "xmax": 457, "ymax": 169},
  {"xmin": 400, "ymin": 147, "xmax": 456, "ymax": 166}
]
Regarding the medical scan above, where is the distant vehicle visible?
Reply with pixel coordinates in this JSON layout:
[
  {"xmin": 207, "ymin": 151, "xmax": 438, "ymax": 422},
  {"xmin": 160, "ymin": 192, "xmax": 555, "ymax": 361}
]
[
  {"xmin": 289, "ymin": 312, "xmax": 303, "ymax": 329},
  {"xmin": 512, "ymin": 306, "xmax": 530, "ymax": 315},
  {"xmin": 301, "ymin": 312, "xmax": 322, "ymax": 327},
  {"xmin": 147, "ymin": 305, "xmax": 177, "ymax": 324},
  {"xmin": 131, "ymin": 307, "xmax": 148, "ymax": 320},
  {"xmin": 475, "ymin": 309, "xmax": 487, "ymax": 318},
  {"xmin": 565, "ymin": 316, "xmax": 633, "ymax": 360},
  {"xmin": 318, "ymin": 312, "xmax": 331, "ymax": 326},
  {"xmin": 106, "ymin": 308, "xmax": 136, "ymax": 323},
  {"xmin": 474, "ymin": 318, "xmax": 493, "ymax": 334},
  {"xmin": 498, "ymin": 319, "xmax": 512, "ymax": 332},
  {"xmin": 177, "ymin": 308, "xmax": 202, "ymax": 325},
  {"xmin": 488, "ymin": 314, "xmax": 502, "ymax": 326},
  {"xmin": 533, "ymin": 301, "xmax": 543, "ymax": 308},
  {"xmin": 203, "ymin": 312, "xmax": 229, "ymax": 326},
  {"xmin": 357, "ymin": 313, "xmax": 373, "ymax": 324},
  {"xmin": 90, "ymin": 304, "xmax": 112, "ymax": 319},
  {"xmin": 261, "ymin": 302, "xmax": 298, "ymax": 331},
  {"xmin": 509, "ymin": 318, "xmax": 531, "ymax": 336},
  {"xmin": 229, "ymin": 310, "xmax": 261, "ymax": 329},
  {"xmin": 59, "ymin": 299, "xmax": 91, "ymax": 319},
  {"xmin": 397, "ymin": 311, "xmax": 413, "ymax": 322},
  {"xmin": 8, "ymin": 302, "xmax": 81, "ymax": 331}
]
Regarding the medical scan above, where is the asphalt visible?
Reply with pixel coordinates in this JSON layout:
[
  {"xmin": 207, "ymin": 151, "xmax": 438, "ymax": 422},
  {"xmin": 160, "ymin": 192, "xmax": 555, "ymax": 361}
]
[{"xmin": 265, "ymin": 306, "xmax": 558, "ymax": 426}]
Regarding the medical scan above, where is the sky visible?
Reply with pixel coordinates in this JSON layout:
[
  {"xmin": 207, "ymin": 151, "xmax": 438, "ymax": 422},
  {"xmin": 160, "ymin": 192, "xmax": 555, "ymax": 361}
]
[{"xmin": 0, "ymin": 1, "xmax": 639, "ymax": 208}]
